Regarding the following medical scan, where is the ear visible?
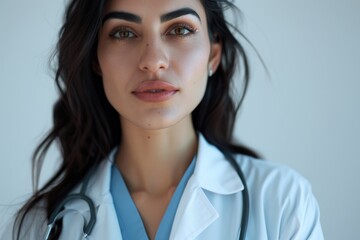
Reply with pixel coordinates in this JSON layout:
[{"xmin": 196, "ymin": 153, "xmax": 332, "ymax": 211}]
[
  {"xmin": 208, "ymin": 41, "xmax": 222, "ymax": 75},
  {"xmin": 92, "ymin": 58, "xmax": 102, "ymax": 76}
]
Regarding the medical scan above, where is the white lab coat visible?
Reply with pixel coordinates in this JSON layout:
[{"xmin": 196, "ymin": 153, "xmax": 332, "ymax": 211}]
[{"xmin": 2, "ymin": 135, "xmax": 323, "ymax": 239}]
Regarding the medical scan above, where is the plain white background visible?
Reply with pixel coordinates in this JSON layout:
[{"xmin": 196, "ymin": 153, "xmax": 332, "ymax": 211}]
[{"xmin": 0, "ymin": 0, "xmax": 359, "ymax": 239}]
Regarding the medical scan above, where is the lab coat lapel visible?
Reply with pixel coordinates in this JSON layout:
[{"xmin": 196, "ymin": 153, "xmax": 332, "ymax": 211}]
[
  {"xmin": 169, "ymin": 135, "xmax": 244, "ymax": 240},
  {"xmin": 87, "ymin": 193, "xmax": 123, "ymax": 240},
  {"xmin": 169, "ymin": 177, "xmax": 219, "ymax": 240}
]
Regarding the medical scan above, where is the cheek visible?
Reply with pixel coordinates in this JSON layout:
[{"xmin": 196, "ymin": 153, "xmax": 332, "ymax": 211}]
[
  {"xmin": 168, "ymin": 56, "xmax": 208, "ymax": 118},
  {"xmin": 99, "ymin": 56, "xmax": 124, "ymax": 100},
  {"xmin": 175, "ymin": 41, "xmax": 210, "ymax": 94},
  {"xmin": 97, "ymin": 43, "xmax": 135, "ymax": 97},
  {"xmin": 98, "ymin": 44, "xmax": 136, "ymax": 78},
  {"xmin": 97, "ymin": 52, "xmax": 126, "ymax": 113}
]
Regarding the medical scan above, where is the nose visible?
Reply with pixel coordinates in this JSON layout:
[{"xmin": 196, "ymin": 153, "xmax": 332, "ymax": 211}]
[{"xmin": 138, "ymin": 39, "xmax": 169, "ymax": 73}]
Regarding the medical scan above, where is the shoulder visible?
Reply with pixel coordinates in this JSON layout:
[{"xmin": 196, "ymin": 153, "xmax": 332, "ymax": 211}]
[
  {"xmin": 195, "ymin": 137, "xmax": 323, "ymax": 238},
  {"xmin": 196, "ymin": 134, "xmax": 312, "ymax": 196},
  {"xmin": 236, "ymin": 155, "xmax": 312, "ymax": 194},
  {"xmin": 198, "ymin": 135, "xmax": 313, "ymax": 198},
  {"xmin": 235, "ymin": 154, "xmax": 315, "ymax": 211},
  {"xmin": 235, "ymin": 154, "xmax": 323, "ymax": 239}
]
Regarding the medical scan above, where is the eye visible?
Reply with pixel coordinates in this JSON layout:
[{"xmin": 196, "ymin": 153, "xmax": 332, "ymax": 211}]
[
  {"xmin": 167, "ymin": 24, "xmax": 197, "ymax": 37},
  {"xmin": 109, "ymin": 27, "xmax": 137, "ymax": 40}
]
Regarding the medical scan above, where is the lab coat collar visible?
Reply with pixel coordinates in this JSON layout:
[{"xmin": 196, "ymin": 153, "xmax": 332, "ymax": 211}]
[
  {"xmin": 194, "ymin": 134, "xmax": 244, "ymax": 194},
  {"xmin": 63, "ymin": 151, "xmax": 116, "ymax": 212},
  {"xmin": 66, "ymin": 134, "xmax": 244, "ymax": 211},
  {"xmin": 169, "ymin": 176, "xmax": 219, "ymax": 239}
]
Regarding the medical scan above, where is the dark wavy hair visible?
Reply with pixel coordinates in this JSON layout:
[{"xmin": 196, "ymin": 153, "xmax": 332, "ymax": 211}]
[{"xmin": 14, "ymin": 0, "xmax": 259, "ymax": 238}]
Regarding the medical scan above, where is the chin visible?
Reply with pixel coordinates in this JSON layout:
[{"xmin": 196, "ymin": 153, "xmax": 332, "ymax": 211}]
[
  {"xmin": 139, "ymin": 117, "xmax": 185, "ymax": 130},
  {"xmin": 125, "ymin": 110, "xmax": 193, "ymax": 131}
]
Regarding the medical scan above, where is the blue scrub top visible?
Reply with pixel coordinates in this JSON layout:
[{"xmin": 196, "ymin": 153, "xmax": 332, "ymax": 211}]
[{"xmin": 110, "ymin": 158, "xmax": 196, "ymax": 240}]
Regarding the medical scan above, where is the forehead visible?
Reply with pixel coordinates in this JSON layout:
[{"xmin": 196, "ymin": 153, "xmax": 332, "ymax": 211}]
[{"xmin": 103, "ymin": 0, "xmax": 205, "ymax": 18}]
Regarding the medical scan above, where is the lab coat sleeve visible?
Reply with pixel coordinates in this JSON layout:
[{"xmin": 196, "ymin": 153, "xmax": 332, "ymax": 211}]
[{"xmin": 279, "ymin": 177, "xmax": 324, "ymax": 240}]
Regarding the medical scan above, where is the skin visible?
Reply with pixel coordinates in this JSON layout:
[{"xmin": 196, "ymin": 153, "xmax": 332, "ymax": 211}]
[{"xmin": 97, "ymin": 0, "xmax": 221, "ymax": 238}]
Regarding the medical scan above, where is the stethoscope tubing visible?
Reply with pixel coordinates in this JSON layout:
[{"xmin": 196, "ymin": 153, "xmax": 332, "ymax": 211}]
[
  {"xmin": 225, "ymin": 153, "xmax": 249, "ymax": 240},
  {"xmin": 236, "ymin": 164, "xmax": 249, "ymax": 240},
  {"xmin": 45, "ymin": 167, "xmax": 98, "ymax": 240},
  {"xmin": 44, "ymin": 193, "xmax": 96, "ymax": 240}
]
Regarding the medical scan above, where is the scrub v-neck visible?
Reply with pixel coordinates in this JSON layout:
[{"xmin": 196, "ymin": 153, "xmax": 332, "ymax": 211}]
[{"xmin": 110, "ymin": 158, "xmax": 196, "ymax": 240}]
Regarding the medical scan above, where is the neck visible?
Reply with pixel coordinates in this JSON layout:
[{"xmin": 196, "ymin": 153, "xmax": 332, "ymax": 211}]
[{"xmin": 116, "ymin": 116, "xmax": 197, "ymax": 194}]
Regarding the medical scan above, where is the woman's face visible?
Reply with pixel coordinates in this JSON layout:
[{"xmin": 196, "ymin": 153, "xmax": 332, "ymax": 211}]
[{"xmin": 97, "ymin": 0, "xmax": 221, "ymax": 130}]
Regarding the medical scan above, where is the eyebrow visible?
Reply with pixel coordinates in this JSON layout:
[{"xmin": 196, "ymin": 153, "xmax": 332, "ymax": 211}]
[
  {"xmin": 160, "ymin": 8, "xmax": 201, "ymax": 23},
  {"xmin": 102, "ymin": 7, "xmax": 201, "ymax": 25},
  {"xmin": 102, "ymin": 11, "xmax": 141, "ymax": 25}
]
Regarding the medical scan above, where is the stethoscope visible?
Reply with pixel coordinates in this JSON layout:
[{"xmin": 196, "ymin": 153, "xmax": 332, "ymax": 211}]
[
  {"xmin": 44, "ymin": 161, "xmax": 249, "ymax": 240},
  {"xmin": 43, "ymin": 168, "xmax": 97, "ymax": 240}
]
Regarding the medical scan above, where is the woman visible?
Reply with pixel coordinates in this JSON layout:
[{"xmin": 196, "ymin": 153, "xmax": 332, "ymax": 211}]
[{"xmin": 4, "ymin": 0, "xmax": 323, "ymax": 239}]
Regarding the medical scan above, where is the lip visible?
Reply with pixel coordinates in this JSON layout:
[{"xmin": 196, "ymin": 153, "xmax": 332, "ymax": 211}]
[{"xmin": 132, "ymin": 80, "xmax": 179, "ymax": 102}]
